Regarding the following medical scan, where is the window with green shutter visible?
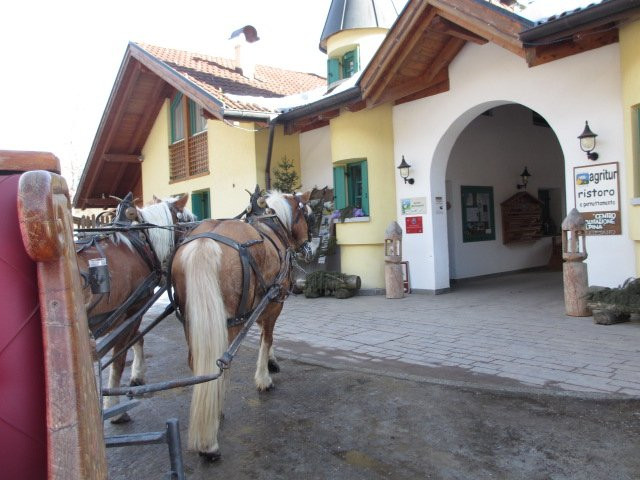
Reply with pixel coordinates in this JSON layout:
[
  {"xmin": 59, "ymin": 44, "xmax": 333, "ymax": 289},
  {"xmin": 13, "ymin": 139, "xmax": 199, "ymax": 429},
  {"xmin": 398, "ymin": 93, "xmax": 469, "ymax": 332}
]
[
  {"xmin": 191, "ymin": 189, "xmax": 210, "ymax": 220},
  {"xmin": 342, "ymin": 47, "xmax": 359, "ymax": 79},
  {"xmin": 189, "ymin": 99, "xmax": 207, "ymax": 135},
  {"xmin": 332, "ymin": 160, "xmax": 369, "ymax": 216},
  {"xmin": 170, "ymin": 93, "xmax": 184, "ymax": 143},
  {"xmin": 327, "ymin": 58, "xmax": 340, "ymax": 85}
]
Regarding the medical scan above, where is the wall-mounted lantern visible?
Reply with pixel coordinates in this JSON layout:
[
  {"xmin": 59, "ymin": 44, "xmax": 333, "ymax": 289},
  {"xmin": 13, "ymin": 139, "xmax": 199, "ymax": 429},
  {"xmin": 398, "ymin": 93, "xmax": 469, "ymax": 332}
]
[
  {"xmin": 516, "ymin": 166, "xmax": 531, "ymax": 190},
  {"xmin": 578, "ymin": 121, "xmax": 599, "ymax": 161},
  {"xmin": 397, "ymin": 156, "xmax": 414, "ymax": 185}
]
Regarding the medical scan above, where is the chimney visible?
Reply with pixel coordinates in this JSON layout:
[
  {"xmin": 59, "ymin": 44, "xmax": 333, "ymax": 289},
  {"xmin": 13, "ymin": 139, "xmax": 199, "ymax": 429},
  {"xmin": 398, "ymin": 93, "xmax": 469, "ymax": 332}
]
[{"xmin": 229, "ymin": 25, "xmax": 260, "ymax": 79}]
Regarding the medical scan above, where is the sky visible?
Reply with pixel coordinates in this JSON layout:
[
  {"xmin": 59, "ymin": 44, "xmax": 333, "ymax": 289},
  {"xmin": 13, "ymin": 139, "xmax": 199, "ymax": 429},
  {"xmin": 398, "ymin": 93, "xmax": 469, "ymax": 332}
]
[{"xmin": 1, "ymin": 0, "xmax": 596, "ymax": 189}]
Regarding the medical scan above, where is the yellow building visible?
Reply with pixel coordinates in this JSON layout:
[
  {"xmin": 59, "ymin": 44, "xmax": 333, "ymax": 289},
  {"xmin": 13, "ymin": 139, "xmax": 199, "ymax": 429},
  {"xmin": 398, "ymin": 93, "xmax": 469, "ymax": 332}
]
[
  {"xmin": 73, "ymin": 37, "xmax": 325, "ymax": 219},
  {"xmin": 620, "ymin": 17, "xmax": 640, "ymax": 271}
]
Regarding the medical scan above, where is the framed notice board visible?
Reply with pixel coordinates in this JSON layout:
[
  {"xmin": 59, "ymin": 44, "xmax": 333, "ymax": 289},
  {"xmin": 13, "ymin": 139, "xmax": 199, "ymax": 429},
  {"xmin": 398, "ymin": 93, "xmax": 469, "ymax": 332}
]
[{"xmin": 461, "ymin": 186, "xmax": 495, "ymax": 242}]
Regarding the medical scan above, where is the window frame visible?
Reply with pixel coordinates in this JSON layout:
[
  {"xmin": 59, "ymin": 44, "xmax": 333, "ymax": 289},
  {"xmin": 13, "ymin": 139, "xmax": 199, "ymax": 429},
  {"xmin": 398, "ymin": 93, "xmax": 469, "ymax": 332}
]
[{"xmin": 333, "ymin": 159, "xmax": 369, "ymax": 217}]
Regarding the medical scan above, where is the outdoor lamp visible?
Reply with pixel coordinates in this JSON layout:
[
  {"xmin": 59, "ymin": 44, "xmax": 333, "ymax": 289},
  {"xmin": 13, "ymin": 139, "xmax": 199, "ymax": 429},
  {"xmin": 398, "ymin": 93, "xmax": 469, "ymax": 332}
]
[
  {"xmin": 578, "ymin": 121, "xmax": 599, "ymax": 161},
  {"xmin": 397, "ymin": 156, "xmax": 414, "ymax": 185},
  {"xmin": 516, "ymin": 166, "xmax": 531, "ymax": 190}
]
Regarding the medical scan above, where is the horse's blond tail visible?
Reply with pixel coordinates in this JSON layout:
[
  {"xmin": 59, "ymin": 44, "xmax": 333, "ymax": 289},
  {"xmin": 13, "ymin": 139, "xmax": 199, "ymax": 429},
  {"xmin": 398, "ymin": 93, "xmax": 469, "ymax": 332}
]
[{"xmin": 179, "ymin": 238, "xmax": 228, "ymax": 454}]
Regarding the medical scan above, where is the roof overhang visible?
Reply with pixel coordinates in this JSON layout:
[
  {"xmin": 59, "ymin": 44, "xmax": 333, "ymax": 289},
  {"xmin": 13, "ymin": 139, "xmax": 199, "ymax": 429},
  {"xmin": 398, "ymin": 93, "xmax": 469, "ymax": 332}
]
[{"xmin": 73, "ymin": 43, "xmax": 275, "ymax": 209}]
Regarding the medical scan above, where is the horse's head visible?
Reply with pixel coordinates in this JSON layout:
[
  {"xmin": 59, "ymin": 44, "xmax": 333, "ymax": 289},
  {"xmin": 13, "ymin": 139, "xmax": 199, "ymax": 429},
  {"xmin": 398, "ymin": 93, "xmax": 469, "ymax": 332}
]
[
  {"xmin": 111, "ymin": 192, "xmax": 138, "ymax": 226},
  {"xmin": 264, "ymin": 190, "xmax": 315, "ymax": 262},
  {"xmin": 152, "ymin": 193, "xmax": 198, "ymax": 224}
]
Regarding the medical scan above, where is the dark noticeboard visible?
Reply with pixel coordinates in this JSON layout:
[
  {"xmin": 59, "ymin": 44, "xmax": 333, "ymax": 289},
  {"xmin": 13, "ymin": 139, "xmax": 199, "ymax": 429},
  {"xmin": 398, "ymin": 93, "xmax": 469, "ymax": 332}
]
[{"xmin": 461, "ymin": 186, "xmax": 495, "ymax": 242}]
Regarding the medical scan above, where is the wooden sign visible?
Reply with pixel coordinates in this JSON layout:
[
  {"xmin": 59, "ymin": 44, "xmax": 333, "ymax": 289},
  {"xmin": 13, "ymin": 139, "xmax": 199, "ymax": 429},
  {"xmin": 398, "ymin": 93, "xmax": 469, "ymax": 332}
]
[
  {"xmin": 405, "ymin": 216, "xmax": 423, "ymax": 234},
  {"xmin": 573, "ymin": 162, "xmax": 621, "ymax": 235}
]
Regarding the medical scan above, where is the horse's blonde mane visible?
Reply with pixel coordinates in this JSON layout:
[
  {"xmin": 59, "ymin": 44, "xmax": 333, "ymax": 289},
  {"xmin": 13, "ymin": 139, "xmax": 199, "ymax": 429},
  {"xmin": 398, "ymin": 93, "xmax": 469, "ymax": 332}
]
[
  {"xmin": 137, "ymin": 201, "xmax": 175, "ymax": 264},
  {"xmin": 266, "ymin": 191, "xmax": 293, "ymax": 231}
]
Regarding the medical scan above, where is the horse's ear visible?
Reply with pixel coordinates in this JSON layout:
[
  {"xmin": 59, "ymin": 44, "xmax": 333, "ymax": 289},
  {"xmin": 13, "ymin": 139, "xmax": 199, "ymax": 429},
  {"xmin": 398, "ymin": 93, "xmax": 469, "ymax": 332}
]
[
  {"xmin": 299, "ymin": 190, "xmax": 312, "ymax": 204},
  {"xmin": 173, "ymin": 193, "xmax": 189, "ymax": 210},
  {"xmin": 153, "ymin": 195, "xmax": 161, "ymax": 204}
]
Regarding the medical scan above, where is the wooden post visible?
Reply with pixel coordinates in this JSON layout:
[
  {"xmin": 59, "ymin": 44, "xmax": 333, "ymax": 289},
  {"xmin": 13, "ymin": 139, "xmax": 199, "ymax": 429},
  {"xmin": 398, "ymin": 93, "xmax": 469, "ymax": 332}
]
[
  {"xmin": 384, "ymin": 221, "xmax": 404, "ymax": 299},
  {"xmin": 561, "ymin": 208, "xmax": 591, "ymax": 317}
]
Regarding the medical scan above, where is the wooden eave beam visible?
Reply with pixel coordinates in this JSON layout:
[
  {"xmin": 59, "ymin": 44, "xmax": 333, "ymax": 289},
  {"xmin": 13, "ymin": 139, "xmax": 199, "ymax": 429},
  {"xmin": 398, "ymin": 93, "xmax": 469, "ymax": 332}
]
[
  {"xmin": 345, "ymin": 100, "xmax": 367, "ymax": 113},
  {"xmin": 429, "ymin": 17, "xmax": 488, "ymax": 45},
  {"xmin": 395, "ymin": 77, "xmax": 450, "ymax": 105},
  {"xmin": 126, "ymin": 79, "xmax": 172, "ymax": 153},
  {"xmin": 318, "ymin": 109, "xmax": 340, "ymax": 121},
  {"xmin": 364, "ymin": 4, "xmax": 438, "ymax": 104},
  {"xmin": 80, "ymin": 198, "xmax": 120, "ymax": 208},
  {"xmin": 430, "ymin": 0, "xmax": 525, "ymax": 57},
  {"xmin": 368, "ymin": 68, "xmax": 449, "ymax": 109},
  {"xmin": 524, "ymin": 26, "xmax": 619, "ymax": 67},
  {"xmin": 361, "ymin": 0, "xmax": 432, "ymax": 93},
  {"xmin": 102, "ymin": 154, "xmax": 142, "ymax": 163},
  {"xmin": 82, "ymin": 62, "xmax": 142, "ymax": 204}
]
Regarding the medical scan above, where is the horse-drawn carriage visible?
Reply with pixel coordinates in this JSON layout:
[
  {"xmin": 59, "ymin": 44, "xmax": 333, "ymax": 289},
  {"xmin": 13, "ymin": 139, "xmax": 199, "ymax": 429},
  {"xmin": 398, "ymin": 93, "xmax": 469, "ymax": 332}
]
[{"xmin": 1, "ymin": 150, "xmax": 314, "ymax": 478}]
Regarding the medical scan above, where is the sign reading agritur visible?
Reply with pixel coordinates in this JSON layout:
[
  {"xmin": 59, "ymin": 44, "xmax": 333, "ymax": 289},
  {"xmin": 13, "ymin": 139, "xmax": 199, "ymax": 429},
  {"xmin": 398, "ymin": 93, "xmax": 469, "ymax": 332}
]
[{"xmin": 573, "ymin": 162, "xmax": 621, "ymax": 235}]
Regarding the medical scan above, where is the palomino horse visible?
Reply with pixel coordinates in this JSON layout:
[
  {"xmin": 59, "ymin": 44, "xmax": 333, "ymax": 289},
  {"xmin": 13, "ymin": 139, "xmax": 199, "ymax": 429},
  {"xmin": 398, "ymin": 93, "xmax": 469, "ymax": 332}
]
[
  {"xmin": 171, "ymin": 189, "xmax": 313, "ymax": 460},
  {"xmin": 76, "ymin": 193, "xmax": 197, "ymax": 422}
]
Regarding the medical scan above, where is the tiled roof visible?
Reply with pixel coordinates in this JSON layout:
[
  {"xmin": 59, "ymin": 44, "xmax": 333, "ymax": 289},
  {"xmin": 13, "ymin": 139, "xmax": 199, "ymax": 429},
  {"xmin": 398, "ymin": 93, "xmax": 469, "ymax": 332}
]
[{"xmin": 136, "ymin": 43, "xmax": 326, "ymax": 113}]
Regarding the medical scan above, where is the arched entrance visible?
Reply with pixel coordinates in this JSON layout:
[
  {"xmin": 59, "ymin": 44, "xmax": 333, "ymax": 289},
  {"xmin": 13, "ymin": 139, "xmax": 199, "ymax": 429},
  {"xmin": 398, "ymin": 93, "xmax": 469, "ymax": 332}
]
[{"xmin": 432, "ymin": 102, "xmax": 565, "ymax": 287}]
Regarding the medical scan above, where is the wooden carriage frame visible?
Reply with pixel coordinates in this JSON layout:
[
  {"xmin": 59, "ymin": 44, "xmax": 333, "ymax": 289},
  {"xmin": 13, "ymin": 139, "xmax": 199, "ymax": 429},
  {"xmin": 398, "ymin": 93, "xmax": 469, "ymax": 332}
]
[{"xmin": 3, "ymin": 150, "xmax": 292, "ymax": 479}]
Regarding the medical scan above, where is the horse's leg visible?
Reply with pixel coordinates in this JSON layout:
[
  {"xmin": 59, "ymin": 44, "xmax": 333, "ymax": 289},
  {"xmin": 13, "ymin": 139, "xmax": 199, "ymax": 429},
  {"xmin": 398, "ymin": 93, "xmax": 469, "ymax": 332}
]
[
  {"xmin": 129, "ymin": 333, "xmax": 145, "ymax": 386},
  {"xmin": 255, "ymin": 303, "xmax": 282, "ymax": 391},
  {"xmin": 105, "ymin": 335, "xmax": 131, "ymax": 424},
  {"xmin": 268, "ymin": 345, "xmax": 280, "ymax": 373}
]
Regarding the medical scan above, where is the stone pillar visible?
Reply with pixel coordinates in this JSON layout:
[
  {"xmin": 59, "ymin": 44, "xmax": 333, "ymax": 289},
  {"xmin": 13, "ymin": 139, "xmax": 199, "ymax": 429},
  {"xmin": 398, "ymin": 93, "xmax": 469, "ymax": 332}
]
[
  {"xmin": 561, "ymin": 208, "xmax": 591, "ymax": 316},
  {"xmin": 384, "ymin": 221, "xmax": 404, "ymax": 299}
]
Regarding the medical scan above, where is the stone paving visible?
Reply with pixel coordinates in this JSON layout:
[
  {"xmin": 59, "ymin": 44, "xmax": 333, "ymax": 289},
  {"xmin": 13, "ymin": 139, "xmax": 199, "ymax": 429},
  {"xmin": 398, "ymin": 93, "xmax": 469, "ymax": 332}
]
[{"xmin": 238, "ymin": 270, "xmax": 640, "ymax": 397}]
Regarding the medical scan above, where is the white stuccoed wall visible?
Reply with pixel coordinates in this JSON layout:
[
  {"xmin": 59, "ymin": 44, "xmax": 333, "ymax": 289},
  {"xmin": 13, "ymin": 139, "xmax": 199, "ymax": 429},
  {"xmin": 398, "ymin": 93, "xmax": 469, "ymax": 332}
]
[
  {"xmin": 300, "ymin": 125, "xmax": 333, "ymax": 191},
  {"xmin": 393, "ymin": 41, "xmax": 634, "ymax": 291}
]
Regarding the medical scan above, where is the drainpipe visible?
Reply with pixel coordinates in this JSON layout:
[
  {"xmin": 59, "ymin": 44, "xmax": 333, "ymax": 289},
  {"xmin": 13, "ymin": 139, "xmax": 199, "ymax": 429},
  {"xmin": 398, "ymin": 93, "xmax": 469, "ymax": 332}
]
[{"xmin": 265, "ymin": 120, "xmax": 276, "ymax": 190}]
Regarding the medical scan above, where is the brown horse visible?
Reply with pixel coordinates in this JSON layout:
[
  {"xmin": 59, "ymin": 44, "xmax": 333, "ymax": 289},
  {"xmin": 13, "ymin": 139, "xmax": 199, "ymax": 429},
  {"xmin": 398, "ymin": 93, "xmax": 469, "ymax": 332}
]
[
  {"xmin": 76, "ymin": 193, "xmax": 196, "ymax": 422},
  {"xmin": 171, "ymin": 189, "xmax": 313, "ymax": 460}
]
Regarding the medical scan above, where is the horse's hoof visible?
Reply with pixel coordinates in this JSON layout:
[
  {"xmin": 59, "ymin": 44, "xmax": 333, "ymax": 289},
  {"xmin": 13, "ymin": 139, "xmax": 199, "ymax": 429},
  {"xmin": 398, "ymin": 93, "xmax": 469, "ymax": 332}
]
[
  {"xmin": 259, "ymin": 383, "xmax": 275, "ymax": 392},
  {"xmin": 267, "ymin": 359, "xmax": 280, "ymax": 373},
  {"xmin": 110, "ymin": 412, "xmax": 131, "ymax": 424},
  {"xmin": 130, "ymin": 378, "xmax": 145, "ymax": 387},
  {"xmin": 199, "ymin": 450, "xmax": 221, "ymax": 463}
]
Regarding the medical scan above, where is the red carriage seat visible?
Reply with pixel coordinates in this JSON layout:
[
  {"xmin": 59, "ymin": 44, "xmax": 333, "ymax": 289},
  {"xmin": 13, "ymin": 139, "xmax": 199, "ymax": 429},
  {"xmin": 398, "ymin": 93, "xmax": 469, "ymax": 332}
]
[
  {"xmin": 0, "ymin": 172, "xmax": 47, "ymax": 479},
  {"xmin": 0, "ymin": 151, "xmax": 107, "ymax": 479}
]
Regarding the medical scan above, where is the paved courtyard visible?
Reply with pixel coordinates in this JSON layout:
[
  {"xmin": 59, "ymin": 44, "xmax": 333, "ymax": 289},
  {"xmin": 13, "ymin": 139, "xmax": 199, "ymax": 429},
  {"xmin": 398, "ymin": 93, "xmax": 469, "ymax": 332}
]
[{"xmin": 236, "ymin": 270, "xmax": 640, "ymax": 397}]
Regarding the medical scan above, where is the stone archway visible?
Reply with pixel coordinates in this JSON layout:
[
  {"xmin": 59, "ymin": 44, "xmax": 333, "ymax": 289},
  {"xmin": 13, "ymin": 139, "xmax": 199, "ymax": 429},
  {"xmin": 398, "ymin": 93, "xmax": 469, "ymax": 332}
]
[{"xmin": 430, "ymin": 101, "xmax": 565, "ymax": 289}]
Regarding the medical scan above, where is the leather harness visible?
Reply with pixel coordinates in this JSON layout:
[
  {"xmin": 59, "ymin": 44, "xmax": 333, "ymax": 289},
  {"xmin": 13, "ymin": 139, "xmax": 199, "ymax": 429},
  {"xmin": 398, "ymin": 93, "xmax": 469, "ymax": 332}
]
[{"xmin": 168, "ymin": 212, "xmax": 297, "ymax": 328}]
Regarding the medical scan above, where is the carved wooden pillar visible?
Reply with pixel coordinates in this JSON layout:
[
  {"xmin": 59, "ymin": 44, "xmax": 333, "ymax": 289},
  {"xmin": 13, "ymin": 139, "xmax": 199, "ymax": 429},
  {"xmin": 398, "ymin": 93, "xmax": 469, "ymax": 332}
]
[
  {"xmin": 561, "ymin": 208, "xmax": 591, "ymax": 317},
  {"xmin": 17, "ymin": 166, "xmax": 107, "ymax": 479},
  {"xmin": 384, "ymin": 221, "xmax": 404, "ymax": 299}
]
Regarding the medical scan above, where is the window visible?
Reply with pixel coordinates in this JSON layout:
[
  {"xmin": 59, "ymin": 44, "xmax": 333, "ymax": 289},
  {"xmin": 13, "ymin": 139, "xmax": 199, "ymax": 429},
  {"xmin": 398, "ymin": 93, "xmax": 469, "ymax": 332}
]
[
  {"xmin": 333, "ymin": 160, "xmax": 369, "ymax": 216},
  {"xmin": 191, "ymin": 189, "xmax": 210, "ymax": 220},
  {"xmin": 170, "ymin": 94, "xmax": 184, "ymax": 143},
  {"xmin": 169, "ymin": 93, "xmax": 209, "ymax": 182},
  {"xmin": 189, "ymin": 99, "xmax": 207, "ymax": 135},
  {"xmin": 326, "ymin": 46, "xmax": 360, "ymax": 85}
]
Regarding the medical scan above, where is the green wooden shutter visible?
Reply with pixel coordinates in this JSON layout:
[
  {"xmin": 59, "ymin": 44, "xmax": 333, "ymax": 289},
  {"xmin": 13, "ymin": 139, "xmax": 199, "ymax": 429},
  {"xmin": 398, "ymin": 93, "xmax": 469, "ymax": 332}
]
[
  {"xmin": 342, "ymin": 47, "xmax": 359, "ymax": 79},
  {"xmin": 191, "ymin": 190, "xmax": 210, "ymax": 220},
  {"xmin": 327, "ymin": 58, "xmax": 340, "ymax": 85},
  {"xmin": 359, "ymin": 160, "xmax": 369, "ymax": 215},
  {"xmin": 333, "ymin": 166, "xmax": 346, "ymax": 210},
  {"xmin": 170, "ymin": 93, "xmax": 184, "ymax": 142}
]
